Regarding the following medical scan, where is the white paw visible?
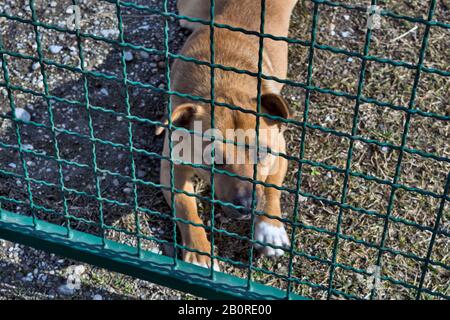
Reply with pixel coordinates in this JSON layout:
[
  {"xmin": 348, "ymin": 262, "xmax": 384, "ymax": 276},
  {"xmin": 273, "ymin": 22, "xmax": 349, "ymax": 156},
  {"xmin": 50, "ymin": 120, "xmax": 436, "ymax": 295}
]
[
  {"xmin": 192, "ymin": 261, "xmax": 221, "ymax": 272},
  {"xmin": 255, "ymin": 221, "xmax": 290, "ymax": 257}
]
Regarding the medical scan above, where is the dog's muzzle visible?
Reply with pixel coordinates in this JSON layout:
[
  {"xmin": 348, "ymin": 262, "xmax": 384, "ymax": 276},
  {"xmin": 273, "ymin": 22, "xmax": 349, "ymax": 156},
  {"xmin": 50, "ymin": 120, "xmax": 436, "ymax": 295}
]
[{"xmin": 222, "ymin": 194, "xmax": 260, "ymax": 220}]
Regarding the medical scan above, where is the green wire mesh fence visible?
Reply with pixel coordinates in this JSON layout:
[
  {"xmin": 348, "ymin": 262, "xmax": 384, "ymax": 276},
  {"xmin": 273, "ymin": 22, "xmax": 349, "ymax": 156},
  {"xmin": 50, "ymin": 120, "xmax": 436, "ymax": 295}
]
[{"xmin": 0, "ymin": 0, "xmax": 449, "ymax": 299}]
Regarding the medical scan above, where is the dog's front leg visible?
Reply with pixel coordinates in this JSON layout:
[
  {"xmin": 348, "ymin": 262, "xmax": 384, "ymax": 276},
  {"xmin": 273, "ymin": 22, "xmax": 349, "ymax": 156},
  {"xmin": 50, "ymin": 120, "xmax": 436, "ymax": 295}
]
[
  {"xmin": 160, "ymin": 158, "xmax": 217, "ymax": 269},
  {"xmin": 255, "ymin": 156, "xmax": 290, "ymax": 257}
]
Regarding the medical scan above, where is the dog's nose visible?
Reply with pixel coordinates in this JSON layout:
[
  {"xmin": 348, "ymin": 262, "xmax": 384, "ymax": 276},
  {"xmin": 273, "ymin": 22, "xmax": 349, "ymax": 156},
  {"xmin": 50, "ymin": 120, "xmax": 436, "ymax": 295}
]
[{"xmin": 234, "ymin": 194, "xmax": 255, "ymax": 211}]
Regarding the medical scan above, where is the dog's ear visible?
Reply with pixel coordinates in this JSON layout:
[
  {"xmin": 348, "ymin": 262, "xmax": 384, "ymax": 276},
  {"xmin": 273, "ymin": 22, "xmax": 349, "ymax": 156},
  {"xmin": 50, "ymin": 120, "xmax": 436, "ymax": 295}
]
[
  {"xmin": 155, "ymin": 103, "xmax": 197, "ymax": 135},
  {"xmin": 261, "ymin": 93, "xmax": 292, "ymax": 120}
]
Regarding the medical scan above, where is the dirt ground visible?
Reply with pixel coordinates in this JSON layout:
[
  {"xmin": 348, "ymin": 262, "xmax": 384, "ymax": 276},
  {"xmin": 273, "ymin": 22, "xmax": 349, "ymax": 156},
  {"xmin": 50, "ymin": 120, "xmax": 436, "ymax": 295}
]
[{"xmin": 0, "ymin": 0, "xmax": 449, "ymax": 300}]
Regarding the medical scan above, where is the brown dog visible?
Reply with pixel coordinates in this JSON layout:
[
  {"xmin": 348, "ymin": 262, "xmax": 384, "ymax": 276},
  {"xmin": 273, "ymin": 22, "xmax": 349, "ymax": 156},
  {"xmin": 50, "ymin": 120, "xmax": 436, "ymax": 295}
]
[{"xmin": 156, "ymin": 0, "xmax": 298, "ymax": 269}]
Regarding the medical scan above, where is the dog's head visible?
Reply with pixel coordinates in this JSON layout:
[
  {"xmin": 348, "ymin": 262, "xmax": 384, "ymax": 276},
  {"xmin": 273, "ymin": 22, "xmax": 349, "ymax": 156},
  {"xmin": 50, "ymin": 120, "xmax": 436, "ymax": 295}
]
[{"xmin": 156, "ymin": 93, "xmax": 291, "ymax": 219}]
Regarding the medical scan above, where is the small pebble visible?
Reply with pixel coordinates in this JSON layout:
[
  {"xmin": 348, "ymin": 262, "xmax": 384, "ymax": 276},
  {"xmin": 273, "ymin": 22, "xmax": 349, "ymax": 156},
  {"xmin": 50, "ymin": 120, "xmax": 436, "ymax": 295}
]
[
  {"xmin": 22, "ymin": 144, "xmax": 34, "ymax": 151},
  {"xmin": 124, "ymin": 51, "xmax": 134, "ymax": 62},
  {"xmin": 150, "ymin": 247, "xmax": 162, "ymax": 255},
  {"xmin": 49, "ymin": 45, "xmax": 63, "ymax": 54},
  {"xmin": 38, "ymin": 274, "xmax": 48, "ymax": 282},
  {"xmin": 57, "ymin": 284, "xmax": 75, "ymax": 296},
  {"xmin": 298, "ymin": 195, "xmax": 308, "ymax": 203},
  {"xmin": 21, "ymin": 274, "xmax": 34, "ymax": 282},
  {"xmin": 73, "ymin": 265, "xmax": 86, "ymax": 275},
  {"xmin": 137, "ymin": 170, "xmax": 146, "ymax": 178},
  {"xmin": 139, "ymin": 51, "xmax": 150, "ymax": 59},
  {"xmin": 14, "ymin": 108, "xmax": 31, "ymax": 122},
  {"xmin": 123, "ymin": 187, "xmax": 132, "ymax": 194},
  {"xmin": 93, "ymin": 294, "xmax": 103, "ymax": 300}
]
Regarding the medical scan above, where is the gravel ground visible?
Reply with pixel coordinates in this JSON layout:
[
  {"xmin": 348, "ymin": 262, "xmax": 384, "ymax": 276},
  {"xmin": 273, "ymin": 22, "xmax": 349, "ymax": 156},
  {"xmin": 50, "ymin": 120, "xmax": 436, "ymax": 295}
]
[
  {"xmin": 0, "ymin": 0, "xmax": 449, "ymax": 300},
  {"xmin": 0, "ymin": 238, "xmax": 192, "ymax": 300},
  {"xmin": 0, "ymin": 0, "xmax": 193, "ymax": 300}
]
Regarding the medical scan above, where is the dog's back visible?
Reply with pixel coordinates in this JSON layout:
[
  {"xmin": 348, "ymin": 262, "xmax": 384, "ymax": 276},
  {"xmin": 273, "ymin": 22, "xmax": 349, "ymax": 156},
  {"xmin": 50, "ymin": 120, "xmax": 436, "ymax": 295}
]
[{"xmin": 172, "ymin": 0, "xmax": 298, "ymax": 108}]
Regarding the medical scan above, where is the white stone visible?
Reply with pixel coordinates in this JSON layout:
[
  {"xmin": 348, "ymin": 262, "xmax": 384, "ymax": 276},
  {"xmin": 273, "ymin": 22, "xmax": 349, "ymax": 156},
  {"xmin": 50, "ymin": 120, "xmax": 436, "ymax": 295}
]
[
  {"xmin": 22, "ymin": 144, "xmax": 34, "ymax": 150},
  {"xmin": 123, "ymin": 187, "xmax": 132, "ymax": 194},
  {"xmin": 21, "ymin": 273, "xmax": 34, "ymax": 282},
  {"xmin": 57, "ymin": 284, "xmax": 75, "ymax": 296},
  {"xmin": 124, "ymin": 51, "xmax": 134, "ymax": 62},
  {"xmin": 14, "ymin": 108, "xmax": 31, "ymax": 122},
  {"xmin": 73, "ymin": 265, "xmax": 86, "ymax": 275},
  {"xmin": 93, "ymin": 294, "xmax": 103, "ymax": 300},
  {"xmin": 139, "ymin": 51, "xmax": 150, "ymax": 59},
  {"xmin": 49, "ymin": 45, "xmax": 63, "ymax": 54},
  {"xmin": 137, "ymin": 170, "xmax": 146, "ymax": 178}
]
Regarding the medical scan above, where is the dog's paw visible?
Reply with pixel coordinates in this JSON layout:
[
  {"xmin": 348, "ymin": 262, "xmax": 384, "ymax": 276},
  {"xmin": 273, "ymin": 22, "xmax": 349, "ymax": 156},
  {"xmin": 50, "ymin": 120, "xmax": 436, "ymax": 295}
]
[
  {"xmin": 254, "ymin": 221, "xmax": 290, "ymax": 257},
  {"xmin": 191, "ymin": 259, "xmax": 221, "ymax": 272},
  {"xmin": 183, "ymin": 248, "xmax": 221, "ymax": 272}
]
